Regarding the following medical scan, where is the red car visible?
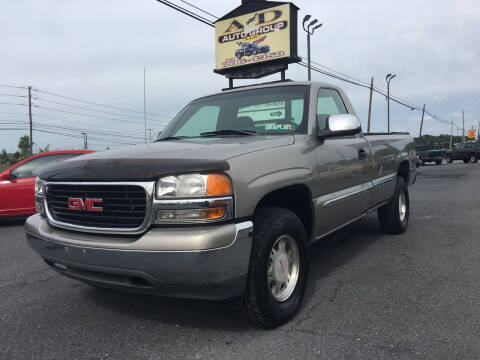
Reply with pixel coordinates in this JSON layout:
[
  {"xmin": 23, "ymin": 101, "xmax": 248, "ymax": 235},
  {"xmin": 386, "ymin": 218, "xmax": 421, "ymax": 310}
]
[{"xmin": 0, "ymin": 150, "xmax": 94, "ymax": 218}]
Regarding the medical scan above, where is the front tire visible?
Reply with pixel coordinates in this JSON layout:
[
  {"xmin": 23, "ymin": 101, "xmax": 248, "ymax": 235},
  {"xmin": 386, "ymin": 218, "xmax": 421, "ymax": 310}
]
[
  {"xmin": 470, "ymin": 154, "xmax": 477, "ymax": 163},
  {"xmin": 463, "ymin": 159, "xmax": 469, "ymax": 163},
  {"xmin": 239, "ymin": 207, "xmax": 309, "ymax": 328},
  {"xmin": 446, "ymin": 156, "xmax": 453, "ymax": 163},
  {"xmin": 435, "ymin": 159, "xmax": 442, "ymax": 165},
  {"xmin": 378, "ymin": 176, "xmax": 409, "ymax": 234}
]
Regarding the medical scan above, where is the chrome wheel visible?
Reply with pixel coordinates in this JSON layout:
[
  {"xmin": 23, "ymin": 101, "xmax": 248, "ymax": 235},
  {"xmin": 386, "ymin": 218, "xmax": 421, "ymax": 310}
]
[
  {"xmin": 470, "ymin": 154, "xmax": 476, "ymax": 163},
  {"xmin": 267, "ymin": 234, "xmax": 300, "ymax": 302},
  {"xmin": 399, "ymin": 189, "xmax": 407, "ymax": 222}
]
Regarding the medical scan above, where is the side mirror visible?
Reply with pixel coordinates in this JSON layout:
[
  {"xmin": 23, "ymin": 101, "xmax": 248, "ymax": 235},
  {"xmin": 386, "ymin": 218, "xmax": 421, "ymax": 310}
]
[
  {"xmin": 0, "ymin": 171, "xmax": 11, "ymax": 181},
  {"xmin": 318, "ymin": 114, "xmax": 362, "ymax": 139}
]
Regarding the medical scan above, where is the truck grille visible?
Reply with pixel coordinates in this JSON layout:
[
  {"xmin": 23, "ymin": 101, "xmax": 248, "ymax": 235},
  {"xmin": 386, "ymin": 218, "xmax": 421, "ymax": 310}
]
[{"xmin": 45, "ymin": 184, "xmax": 148, "ymax": 229}]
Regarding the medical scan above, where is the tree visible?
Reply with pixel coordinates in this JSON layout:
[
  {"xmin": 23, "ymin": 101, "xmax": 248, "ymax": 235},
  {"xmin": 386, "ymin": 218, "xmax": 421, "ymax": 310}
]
[
  {"xmin": 0, "ymin": 149, "xmax": 7, "ymax": 162},
  {"xmin": 18, "ymin": 135, "xmax": 30, "ymax": 158},
  {"xmin": 39, "ymin": 144, "xmax": 50, "ymax": 153}
]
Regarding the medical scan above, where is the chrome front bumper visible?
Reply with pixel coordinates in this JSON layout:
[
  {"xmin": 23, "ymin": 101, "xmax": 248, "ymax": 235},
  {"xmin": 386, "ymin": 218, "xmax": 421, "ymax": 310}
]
[{"xmin": 25, "ymin": 214, "xmax": 253, "ymax": 299}]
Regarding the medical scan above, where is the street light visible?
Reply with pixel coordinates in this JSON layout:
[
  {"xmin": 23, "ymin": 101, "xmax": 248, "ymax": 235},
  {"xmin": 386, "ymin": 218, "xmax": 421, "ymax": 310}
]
[
  {"xmin": 302, "ymin": 15, "xmax": 323, "ymax": 81},
  {"xmin": 385, "ymin": 73, "xmax": 396, "ymax": 133}
]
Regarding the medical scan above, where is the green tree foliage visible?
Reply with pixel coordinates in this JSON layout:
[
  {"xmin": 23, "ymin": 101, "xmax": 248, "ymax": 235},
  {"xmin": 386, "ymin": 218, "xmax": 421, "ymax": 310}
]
[
  {"xmin": 414, "ymin": 134, "xmax": 465, "ymax": 149},
  {"xmin": 0, "ymin": 149, "xmax": 7, "ymax": 162},
  {"xmin": 18, "ymin": 135, "xmax": 30, "ymax": 158},
  {"xmin": 39, "ymin": 144, "xmax": 50, "ymax": 153}
]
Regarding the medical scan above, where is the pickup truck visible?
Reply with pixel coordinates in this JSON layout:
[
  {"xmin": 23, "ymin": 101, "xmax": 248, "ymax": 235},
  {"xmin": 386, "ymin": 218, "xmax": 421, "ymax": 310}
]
[
  {"xmin": 415, "ymin": 145, "xmax": 446, "ymax": 165},
  {"xmin": 26, "ymin": 81, "xmax": 416, "ymax": 327},
  {"xmin": 446, "ymin": 142, "xmax": 479, "ymax": 164}
]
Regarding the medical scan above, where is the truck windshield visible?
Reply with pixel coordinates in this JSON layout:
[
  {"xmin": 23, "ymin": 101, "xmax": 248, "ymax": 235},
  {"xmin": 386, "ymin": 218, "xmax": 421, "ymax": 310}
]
[{"xmin": 158, "ymin": 85, "xmax": 309, "ymax": 139}]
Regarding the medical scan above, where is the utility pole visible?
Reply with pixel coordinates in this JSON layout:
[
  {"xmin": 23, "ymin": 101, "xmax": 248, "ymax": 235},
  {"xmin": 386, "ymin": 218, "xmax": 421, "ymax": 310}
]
[
  {"xmin": 144, "ymin": 68, "xmax": 147, "ymax": 144},
  {"xmin": 367, "ymin": 77, "xmax": 374, "ymax": 133},
  {"xmin": 147, "ymin": 128, "xmax": 154, "ymax": 142},
  {"xmin": 419, "ymin": 104, "xmax": 425, "ymax": 138},
  {"xmin": 28, "ymin": 86, "xmax": 33, "ymax": 156},
  {"xmin": 449, "ymin": 120, "xmax": 453, "ymax": 150},
  {"xmin": 462, "ymin": 110, "xmax": 465, "ymax": 143},
  {"xmin": 82, "ymin": 132, "xmax": 88, "ymax": 149}
]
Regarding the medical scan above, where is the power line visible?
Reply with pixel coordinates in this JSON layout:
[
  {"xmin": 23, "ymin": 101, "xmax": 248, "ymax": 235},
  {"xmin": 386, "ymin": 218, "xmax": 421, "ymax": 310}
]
[
  {"xmin": 34, "ymin": 105, "xmax": 169, "ymax": 125},
  {"xmin": 0, "ymin": 93, "xmax": 26, "ymax": 98},
  {"xmin": 32, "ymin": 112, "xmax": 146, "ymax": 132},
  {"xmin": 0, "ymin": 84, "xmax": 26, "ymax": 90},
  {"xmin": 32, "ymin": 88, "xmax": 172, "ymax": 118},
  {"xmin": 0, "ymin": 127, "xmax": 136, "ymax": 145},
  {"xmin": 0, "ymin": 101, "xmax": 25, "ymax": 106},
  {"xmin": 35, "ymin": 96, "xmax": 166, "ymax": 122},
  {"xmin": 155, "ymin": 0, "xmax": 215, "ymax": 27},
  {"xmin": 178, "ymin": 0, "xmax": 218, "ymax": 19},
  {"xmin": 0, "ymin": 120, "xmax": 145, "ymax": 141},
  {"xmin": 0, "ymin": 112, "xmax": 29, "ymax": 116}
]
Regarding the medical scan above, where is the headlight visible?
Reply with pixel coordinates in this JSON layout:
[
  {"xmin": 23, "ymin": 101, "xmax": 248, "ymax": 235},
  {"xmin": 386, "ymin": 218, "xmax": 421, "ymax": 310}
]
[
  {"xmin": 154, "ymin": 173, "xmax": 233, "ymax": 223},
  {"xmin": 156, "ymin": 173, "xmax": 232, "ymax": 198},
  {"xmin": 34, "ymin": 177, "xmax": 46, "ymax": 216},
  {"xmin": 34, "ymin": 177, "xmax": 44, "ymax": 194}
]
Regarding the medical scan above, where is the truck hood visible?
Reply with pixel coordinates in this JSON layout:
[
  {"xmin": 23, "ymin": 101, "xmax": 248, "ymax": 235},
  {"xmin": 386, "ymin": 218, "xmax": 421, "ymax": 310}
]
[{"xmin": 37, "ymin": 135, "xmax": 294, "ymax": 181}]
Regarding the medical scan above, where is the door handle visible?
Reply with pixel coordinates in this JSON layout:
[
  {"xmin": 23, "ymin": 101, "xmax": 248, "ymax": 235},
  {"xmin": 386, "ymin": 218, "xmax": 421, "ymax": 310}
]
[{"xmin": 358, "ymin": 149, "xmax": 367, "ymax": 160}]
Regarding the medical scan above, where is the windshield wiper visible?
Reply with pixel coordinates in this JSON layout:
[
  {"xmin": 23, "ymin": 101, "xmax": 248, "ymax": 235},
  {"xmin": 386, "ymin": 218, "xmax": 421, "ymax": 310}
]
[
  {"xmin": 200, "ymin": 129, "xmax": 257, "ymax": 137},
  {"xmin": 155, "ymin": 136, "xmax": 189, "ymax": 141}
]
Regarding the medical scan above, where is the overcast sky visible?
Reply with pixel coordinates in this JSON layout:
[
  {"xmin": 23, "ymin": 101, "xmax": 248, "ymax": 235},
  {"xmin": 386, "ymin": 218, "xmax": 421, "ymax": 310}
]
[{"xmin": 1, "ymin": 0, "xmax": 479, "ymax": 152}]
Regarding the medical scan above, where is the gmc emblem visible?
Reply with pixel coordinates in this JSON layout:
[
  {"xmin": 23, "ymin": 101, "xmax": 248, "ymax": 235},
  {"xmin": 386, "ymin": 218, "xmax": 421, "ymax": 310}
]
[{"xmin": 67, "ymin": 198, "xmax": 103, "ymax": 212}]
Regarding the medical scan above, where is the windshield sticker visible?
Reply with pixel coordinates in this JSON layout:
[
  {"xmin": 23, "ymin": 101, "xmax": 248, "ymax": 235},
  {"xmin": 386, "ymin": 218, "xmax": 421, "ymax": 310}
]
[{"xmin": 272, "ymin": 124, "xmax": 292, "ymax": 130}]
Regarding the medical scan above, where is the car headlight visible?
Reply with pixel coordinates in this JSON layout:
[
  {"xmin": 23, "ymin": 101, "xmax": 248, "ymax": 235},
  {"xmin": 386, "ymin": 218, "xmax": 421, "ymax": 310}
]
[
  {"xmin": 34, "ymin": 177, "xmax": 46, "ymax": 216},
  {"xmin": 34, "ymin": 177, "xmax": 44, "ymax": 194},
  {"xmin": 156, "ymin": 173, "xmax": 232, "ymax": 198},
  {"xmin": 154, "ymin": 173, "xmax": 233, "ymax": 223}
]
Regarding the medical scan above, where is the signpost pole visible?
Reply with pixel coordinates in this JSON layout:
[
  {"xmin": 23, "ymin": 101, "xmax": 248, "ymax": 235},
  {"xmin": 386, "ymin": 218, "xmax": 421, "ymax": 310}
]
[{"xmin": 307, "ymin": 32, "xmax": 311, "ymax": 81}]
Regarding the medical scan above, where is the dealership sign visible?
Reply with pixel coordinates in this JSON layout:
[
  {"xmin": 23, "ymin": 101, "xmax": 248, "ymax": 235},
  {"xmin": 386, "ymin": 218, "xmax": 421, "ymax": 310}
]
[{"xmin": 214, "ymin": 2, "xmax": 299, "ymax": 78}]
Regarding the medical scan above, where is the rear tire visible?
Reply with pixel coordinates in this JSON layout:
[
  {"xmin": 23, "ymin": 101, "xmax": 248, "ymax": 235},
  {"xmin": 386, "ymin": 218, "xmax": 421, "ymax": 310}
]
[
  {"xmin": 446, "ymin": 156, "xmax": 452, "ymax": 163},
  {"xmin": 470, "ymin": 154, "xmax": 477, "ymax": 163},
  {"xmin": 435, "ymin": 159, "xmax": 442, "ymax": 165},
  {"xmin": 239, "ymin": 207, "xmax": 309, "ymax": 328},
  {"xmin": 463, "ymin": 159, "xmax": 469, "ymax": 163},
  {"xmin": 378, "ymin": 176, "xmax": 409, "ymax": 234}
]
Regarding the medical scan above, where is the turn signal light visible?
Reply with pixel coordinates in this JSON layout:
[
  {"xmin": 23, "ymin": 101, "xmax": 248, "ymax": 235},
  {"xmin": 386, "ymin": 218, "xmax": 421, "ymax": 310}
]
[
  {"xmin": 205, "ymin": 207, "xmax": 226, "ymax": 220},
  {"xmin": 206, "ymin": 174, "xmax": 232, "ymax": 196}
]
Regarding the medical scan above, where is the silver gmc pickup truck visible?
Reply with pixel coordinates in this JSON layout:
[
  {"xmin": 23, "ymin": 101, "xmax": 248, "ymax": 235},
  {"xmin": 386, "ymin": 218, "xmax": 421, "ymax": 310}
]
[{"xmin": 26, "ymin": 81, "xmax": 416, "ymax": 327}]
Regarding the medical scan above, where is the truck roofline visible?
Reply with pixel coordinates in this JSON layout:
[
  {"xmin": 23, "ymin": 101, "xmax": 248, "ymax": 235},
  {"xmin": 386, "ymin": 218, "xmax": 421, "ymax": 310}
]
[{"xmin": 201, "ymin": 80, "xmax": 344, "ymax": 98}]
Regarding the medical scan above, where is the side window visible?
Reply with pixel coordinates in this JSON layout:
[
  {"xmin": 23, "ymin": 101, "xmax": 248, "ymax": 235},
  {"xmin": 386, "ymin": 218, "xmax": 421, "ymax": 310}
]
[
  {"xmin": 11, "ymin": 154, "xmax": 77, "ymax": 179},
  {"xmin": 317, "ymin": 89, "xmax": 347, "ymax": 129},
  {"xmin": 176, "ymin": 106, "xmax": 220, "ymax": 136}
]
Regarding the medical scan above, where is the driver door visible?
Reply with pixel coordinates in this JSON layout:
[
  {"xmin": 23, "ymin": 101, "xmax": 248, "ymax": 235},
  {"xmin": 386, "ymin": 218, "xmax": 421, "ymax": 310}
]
[{"xmin": 312, "ymin": 88, "xmax": 374, "ymax": 237}]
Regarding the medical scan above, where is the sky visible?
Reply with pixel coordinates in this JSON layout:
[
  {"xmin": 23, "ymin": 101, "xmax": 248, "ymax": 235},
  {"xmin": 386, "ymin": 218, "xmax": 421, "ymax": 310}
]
[{"xmin": 1, "ymin": 0, "xmax": 479, "ymax": 152}]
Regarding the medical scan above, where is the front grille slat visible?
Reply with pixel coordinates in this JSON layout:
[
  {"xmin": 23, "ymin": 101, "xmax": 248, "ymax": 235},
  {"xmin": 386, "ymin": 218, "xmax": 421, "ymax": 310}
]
[{"xmin": 46, "ymin": 184, "xmax": 148, "ymax": 230}]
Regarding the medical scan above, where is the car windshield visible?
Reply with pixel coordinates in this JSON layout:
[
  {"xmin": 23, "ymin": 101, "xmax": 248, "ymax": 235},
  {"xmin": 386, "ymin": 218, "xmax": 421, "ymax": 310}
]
[
  {"xmin": 11, "ymin": 153, "xmax": 80, "ymax": 179},
  {"xmin": 157, "ymin": 85, "xmax": 309, "ymax": 139}
]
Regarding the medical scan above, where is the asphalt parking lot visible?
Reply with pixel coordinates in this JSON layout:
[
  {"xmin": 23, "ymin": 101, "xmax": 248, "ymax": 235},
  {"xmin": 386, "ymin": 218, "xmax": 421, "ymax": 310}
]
[{"xmin": 1, "ymin": 162, "xmax": 480, "ymax": 360}]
